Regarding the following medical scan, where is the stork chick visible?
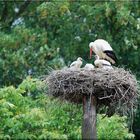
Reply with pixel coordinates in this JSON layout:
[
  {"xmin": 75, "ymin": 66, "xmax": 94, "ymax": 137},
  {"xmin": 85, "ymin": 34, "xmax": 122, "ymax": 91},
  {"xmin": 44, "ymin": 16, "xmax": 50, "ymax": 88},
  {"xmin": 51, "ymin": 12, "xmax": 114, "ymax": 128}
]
[
  {"xmin": 70, "ymin": 57, "xmax": 83, "ymax": 69},
  {"xmin": 94, "ymin": 55, "xmax": 113, "ymax": 70},
  {"xmin": 84, "ymin": 63, "xmax": 95, "ymax": 70},
  {"xmin": 89, "ymin": 39, "xmax": 117, "ymax": 64}
]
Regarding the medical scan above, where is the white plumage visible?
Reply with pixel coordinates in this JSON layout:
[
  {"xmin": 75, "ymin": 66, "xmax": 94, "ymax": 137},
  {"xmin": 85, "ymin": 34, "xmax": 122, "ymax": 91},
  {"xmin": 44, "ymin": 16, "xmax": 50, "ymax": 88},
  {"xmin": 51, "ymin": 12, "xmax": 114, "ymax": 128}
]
[
  {"xmin": 84, "ymin": 63, "xmax": 94, "ymax": 70},
  {"xmin": 70, "ymin": 57, "xmax": 82, "ymax": 68},
  {"xmin": 94, "ymin": 55, "xmax": 113, "ymax": 70},
  {"xmin": 89, "ymin": 39, "xmax": 117, "ymax": 64}
]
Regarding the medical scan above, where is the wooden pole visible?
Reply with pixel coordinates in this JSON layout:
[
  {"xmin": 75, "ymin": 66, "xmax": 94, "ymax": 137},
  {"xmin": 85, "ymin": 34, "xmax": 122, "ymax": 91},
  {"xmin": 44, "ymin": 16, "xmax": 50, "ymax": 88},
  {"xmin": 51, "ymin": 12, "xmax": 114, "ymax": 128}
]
[{"xmin": 82, "ymin": 95, "xmax": 97, "ymax": 140}]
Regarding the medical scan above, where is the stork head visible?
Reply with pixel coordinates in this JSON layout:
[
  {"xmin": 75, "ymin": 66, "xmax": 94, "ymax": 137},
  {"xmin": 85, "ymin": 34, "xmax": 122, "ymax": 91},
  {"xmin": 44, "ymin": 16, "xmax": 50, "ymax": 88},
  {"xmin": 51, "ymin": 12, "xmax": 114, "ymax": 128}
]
[
  {"xmin": 89, "ymin": 42, "xmax": 94, "ymax": 59},
  {"xmin": 77, "ymin": 57, "xmax": 82, "ymax": 61}
]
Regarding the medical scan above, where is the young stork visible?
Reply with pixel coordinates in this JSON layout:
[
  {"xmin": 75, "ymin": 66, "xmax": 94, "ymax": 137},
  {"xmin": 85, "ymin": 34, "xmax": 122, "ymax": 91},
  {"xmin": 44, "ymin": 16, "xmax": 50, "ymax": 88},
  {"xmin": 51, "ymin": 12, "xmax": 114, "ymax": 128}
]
[
  {"xmin": 89, "ymin": 39, "xmax": 117, "ymax": 64},
  {"xmin": 70, "ymin": 57, "xmax": 83, "ymax": 69},
  {"xmin": 94, "ymin": 55, "xmax": 113, "ymax": 70},
  {"xmin": 84, "ymin": 63, "xmax": 95, "ymax": 70}
]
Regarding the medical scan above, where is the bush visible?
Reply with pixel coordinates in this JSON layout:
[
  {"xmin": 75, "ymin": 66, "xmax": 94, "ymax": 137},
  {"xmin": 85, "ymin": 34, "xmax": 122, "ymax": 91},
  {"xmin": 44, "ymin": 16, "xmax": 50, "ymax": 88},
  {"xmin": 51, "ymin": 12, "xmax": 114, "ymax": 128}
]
[{"xmin": 97, "ymin": 115, "xmax": 134, "ymax": 140}]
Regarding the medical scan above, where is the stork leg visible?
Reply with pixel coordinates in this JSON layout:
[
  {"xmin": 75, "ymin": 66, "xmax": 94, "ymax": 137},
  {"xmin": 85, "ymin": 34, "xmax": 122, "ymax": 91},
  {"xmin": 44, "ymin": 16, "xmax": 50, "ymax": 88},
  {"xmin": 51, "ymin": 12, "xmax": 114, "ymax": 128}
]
[{"xmin": 82, "ymin": 95, "xmax": 97, "ymax": 140}]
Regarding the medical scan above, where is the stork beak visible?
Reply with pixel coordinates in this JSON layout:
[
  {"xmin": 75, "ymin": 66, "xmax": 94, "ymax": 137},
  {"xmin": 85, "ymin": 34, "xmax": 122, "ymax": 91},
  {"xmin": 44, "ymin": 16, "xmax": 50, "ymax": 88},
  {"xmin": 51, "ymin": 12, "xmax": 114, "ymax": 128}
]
[{"xmin": 90, "ymin": 48, "xmax": 92, "ymax": 59}]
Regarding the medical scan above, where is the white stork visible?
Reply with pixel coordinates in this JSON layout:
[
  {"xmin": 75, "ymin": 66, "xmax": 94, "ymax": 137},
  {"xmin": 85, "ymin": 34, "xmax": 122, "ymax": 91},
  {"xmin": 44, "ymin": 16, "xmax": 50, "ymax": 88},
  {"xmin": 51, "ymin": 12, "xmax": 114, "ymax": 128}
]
[
  {"xmin": 94, "ymin": 55, "xmax": 113, "ymax": 70},
  {"xmin": 84, "ymin": 63, "xmax": 95, "ymax": 70},
  {"xmin": 89, "ymin": 39, "xmax": 117, "ymax": 64},
  {"xmin": 70, "ymin": 57, "xmax": 82, "ymax": 69}
]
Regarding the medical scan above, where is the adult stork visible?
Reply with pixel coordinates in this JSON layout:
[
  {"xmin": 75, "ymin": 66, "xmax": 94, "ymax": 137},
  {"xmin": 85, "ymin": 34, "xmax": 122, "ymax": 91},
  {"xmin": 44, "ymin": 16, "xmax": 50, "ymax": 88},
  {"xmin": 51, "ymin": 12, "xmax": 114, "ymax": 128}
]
[
  {"xmin": 70, "ymin": 57, "xmax": 83, "ymax": 69},
  {"xmin": 89, "ymin": 39, "xmax": 117, "ymax": 64},
  {"xmin": 94, "ymin": 55, "xmax": 113, "ymax": 70}
]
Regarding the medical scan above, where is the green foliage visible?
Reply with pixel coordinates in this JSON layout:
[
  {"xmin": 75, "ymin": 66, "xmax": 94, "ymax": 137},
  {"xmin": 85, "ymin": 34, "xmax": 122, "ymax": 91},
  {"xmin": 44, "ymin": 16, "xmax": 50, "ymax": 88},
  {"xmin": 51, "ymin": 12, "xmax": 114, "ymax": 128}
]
[
  {"xmin": 0, "ymin": 78, "xmax": 134, "ymax": 139},
  {"xmin": 0, "ymin": 78, "xmax": 67, "ymax": 139},
  {"xmin": 98, "ymin": 115, "xmax": 134, "ymax": 140},
  {"xmin": 0, "ymin": 26, "xmax": 65, "ymax": 86},
  {"xmin": 18, "ymin": 77, "xmax": 44, "ymax": 98}
]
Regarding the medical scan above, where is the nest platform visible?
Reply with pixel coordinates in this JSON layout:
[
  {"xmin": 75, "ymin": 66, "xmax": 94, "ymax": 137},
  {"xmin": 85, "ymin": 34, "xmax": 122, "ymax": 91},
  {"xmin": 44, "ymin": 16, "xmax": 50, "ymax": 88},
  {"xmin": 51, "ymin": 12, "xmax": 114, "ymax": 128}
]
[{"xmin": 44, "ymin": 67, "xmax": 138, "ymax": 115}]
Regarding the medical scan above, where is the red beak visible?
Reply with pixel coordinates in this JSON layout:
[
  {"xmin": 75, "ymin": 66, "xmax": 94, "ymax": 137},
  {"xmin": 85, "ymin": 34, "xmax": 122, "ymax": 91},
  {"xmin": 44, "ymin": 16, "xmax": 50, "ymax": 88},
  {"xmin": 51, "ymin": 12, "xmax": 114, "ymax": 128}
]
[{"xmin": 90, "ymin": 48, "xmax": 92, "ymax": 59}]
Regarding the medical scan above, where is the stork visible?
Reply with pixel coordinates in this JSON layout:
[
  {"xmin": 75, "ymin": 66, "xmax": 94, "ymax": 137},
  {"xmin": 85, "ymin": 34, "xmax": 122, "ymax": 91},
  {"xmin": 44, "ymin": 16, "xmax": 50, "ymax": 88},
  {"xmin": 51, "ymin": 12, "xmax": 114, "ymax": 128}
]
[
  {"xmin": 89, "ymin": 39, "xmax": 117, "ymax": 64},
  {"xmin": 84, "ymin": 63, "xmax": 95, "ymax": 70},
  {"xmin": 94, "ymin": 55, "xmax": 113, "ymax": 70},
  {"xmin": 70, "ymin": 57, "xmax": 83, "ymax": 69}
]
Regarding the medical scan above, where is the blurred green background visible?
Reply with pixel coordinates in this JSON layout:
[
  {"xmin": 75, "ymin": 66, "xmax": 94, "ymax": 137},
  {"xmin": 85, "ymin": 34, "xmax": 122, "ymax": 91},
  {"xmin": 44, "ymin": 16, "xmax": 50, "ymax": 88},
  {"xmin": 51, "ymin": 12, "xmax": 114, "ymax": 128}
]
[{"xmin": 0, "ymin": 1, "xmax": 139, "ymax": 139}]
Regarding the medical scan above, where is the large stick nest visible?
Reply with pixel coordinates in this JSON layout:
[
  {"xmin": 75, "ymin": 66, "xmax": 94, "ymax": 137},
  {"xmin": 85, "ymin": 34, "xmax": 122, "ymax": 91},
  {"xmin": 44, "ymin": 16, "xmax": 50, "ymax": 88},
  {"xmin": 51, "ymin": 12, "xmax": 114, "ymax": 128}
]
[{"xmin": 44, "ymin": 67, "xmax": 139, "ymax": 116}]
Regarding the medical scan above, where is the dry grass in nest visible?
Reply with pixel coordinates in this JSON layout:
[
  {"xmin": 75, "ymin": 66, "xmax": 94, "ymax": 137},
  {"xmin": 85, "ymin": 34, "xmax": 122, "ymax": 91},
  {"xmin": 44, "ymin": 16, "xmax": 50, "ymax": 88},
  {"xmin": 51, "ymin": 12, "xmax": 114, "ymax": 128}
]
[{"xmin": 43, "ymin": 67, "xmax": 139, "ymax": 116}]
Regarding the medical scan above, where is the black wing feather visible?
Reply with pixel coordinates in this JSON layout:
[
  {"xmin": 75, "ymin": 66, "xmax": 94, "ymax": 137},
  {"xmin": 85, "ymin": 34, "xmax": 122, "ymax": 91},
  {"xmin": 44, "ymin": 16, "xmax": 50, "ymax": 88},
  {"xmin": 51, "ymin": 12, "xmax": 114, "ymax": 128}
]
[{"xmin": 103, "ymin": 50, "xmax": 117, "ymax": 63}]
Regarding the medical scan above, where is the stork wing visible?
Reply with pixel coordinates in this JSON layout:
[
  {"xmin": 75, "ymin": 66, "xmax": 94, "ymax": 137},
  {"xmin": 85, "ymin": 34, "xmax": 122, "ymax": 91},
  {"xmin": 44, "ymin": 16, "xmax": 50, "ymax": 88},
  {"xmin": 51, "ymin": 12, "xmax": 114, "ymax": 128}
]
[
  {"xmin": 103, "ymin": 50, "xmax": 117, "ymax": 63},
  {"xmin": 102, "ymin": 60, "xmax": 111, "ymax": 66},
  {"xmin": 70, "ymin": 61, "xmax": 76, "ymax": 67}
]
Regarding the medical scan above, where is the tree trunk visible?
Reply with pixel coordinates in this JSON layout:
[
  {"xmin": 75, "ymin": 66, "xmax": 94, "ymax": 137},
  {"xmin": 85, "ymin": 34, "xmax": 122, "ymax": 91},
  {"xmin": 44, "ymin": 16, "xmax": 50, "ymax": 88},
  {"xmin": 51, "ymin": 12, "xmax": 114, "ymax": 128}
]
[{"xmin": 82, "ymin": 95, "xmax": 97, "ymax": 140}]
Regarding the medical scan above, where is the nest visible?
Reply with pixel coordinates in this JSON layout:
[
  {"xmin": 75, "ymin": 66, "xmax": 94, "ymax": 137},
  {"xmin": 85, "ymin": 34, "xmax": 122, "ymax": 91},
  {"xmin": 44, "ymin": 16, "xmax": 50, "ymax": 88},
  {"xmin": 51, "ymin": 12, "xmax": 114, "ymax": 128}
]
[{"xmin": 44, "ymin": 67, "xmax": 139, "ymax": 116}]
